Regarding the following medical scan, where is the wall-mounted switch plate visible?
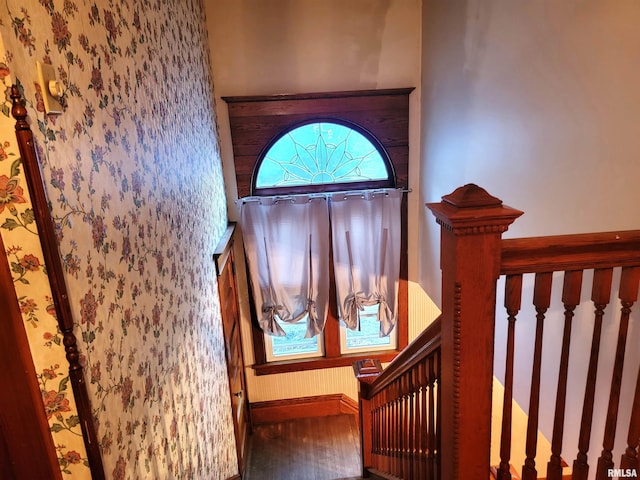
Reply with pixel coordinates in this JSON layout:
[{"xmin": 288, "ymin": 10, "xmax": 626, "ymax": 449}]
[{"xmin": 36, "ymin": 61, "xmax": 63, "ymax": 114}]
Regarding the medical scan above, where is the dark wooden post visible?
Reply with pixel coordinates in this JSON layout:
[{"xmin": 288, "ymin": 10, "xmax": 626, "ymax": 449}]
[
  {"xmin": 354, "ymin": 359, "xmax": 384, "ymax": 477},
  {"xmin": 427, "ymin": 184, "xmax": 522, "ymax": 480}
]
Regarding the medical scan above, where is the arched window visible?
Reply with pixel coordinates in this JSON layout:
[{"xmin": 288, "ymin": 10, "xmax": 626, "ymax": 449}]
[
  {"xmin": 253, "ymin": 120, "xmax": 394, "ymax": 194},
  {"xmin": 224, "ymin": 88, "xmax": 412, "ymax": 374}
]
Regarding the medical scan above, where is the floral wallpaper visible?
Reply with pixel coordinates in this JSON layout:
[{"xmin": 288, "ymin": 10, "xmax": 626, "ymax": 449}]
[
  {"xmin": 0, "ymin": 34, "xmax": 91, "ymax": 477},
  {"xmin": 0, "ymin": 0, "xmax": 236, "ymax": 478}
]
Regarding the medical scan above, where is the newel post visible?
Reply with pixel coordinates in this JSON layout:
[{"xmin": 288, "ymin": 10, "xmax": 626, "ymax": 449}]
[
  {"xmin": 427, "ymin": 184, "xmax": 523, "ymax": 479},
  {"xmin": 354, "ymin": 359, "xmax": 383, "ymax": 478}
]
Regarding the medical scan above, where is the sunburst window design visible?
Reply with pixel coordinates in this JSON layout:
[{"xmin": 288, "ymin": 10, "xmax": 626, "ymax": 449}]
[{"xmin": 254, "ymin": 122, "xmax": 392, "ymax": 191}]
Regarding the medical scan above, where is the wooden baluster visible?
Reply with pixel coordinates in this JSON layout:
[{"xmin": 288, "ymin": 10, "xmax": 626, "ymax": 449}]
[
  {"xmin": 620, "ymin": 364, "xmax": 640, "ymax": 471},
  {"xmin": 377, "ymin": 396, "xmax": 383, "ymax": 459},
  {"xmin": 375, "ymin": 394, "xmax": 380, "ymax": 466},
  {"xmin": 421, "ymin": 360, "xmax": 429, "ymax": 478},
  {"xmin": 388, "ymin": 387, "xmax": 393, "ymax": 471},
  {"xmin": 377, "ymin": 396, "xmax": 383, "ymax": 456},
  {"xmin": 393, "ymin": 380, "xmax": 399, "ymax": 476},
  {"xmin": 387, "ymin": 384, "xmax": 393, "ymax": 475},
  {"xmin": 413, "ymin": 362, "xmax": 425, "ymax": 478},
  {"xmin": 422, "ymin": 359, "xmax": 429, "ymax": 479},
  {"xmin": 399, "ymin": 378, "xmax": 405, "ymax": 478},
  {"xmin": 546, "ymin": 270, "xmax": 583, "ymax": 480},
  {"xmin": 405, "ymin": 373, "xmax": 411, "ymax": 478},
  {"xmin": 398, "ymin": 378, "xmax": 403, "ymax": 477},
  {"xmin": 498, "ymin": 274, "xmax": 523, "ymax": 480},
  {"xmin": 408, "ymin": 369, "xmax": 415, "ymax": 479},
  {"xmin": 382, "ymin": 392, "xmax": 388, "ymax": 465},
  {"xmin": 596, "ymin": 266, "xmax": 640, "ymax": 478},
  {"xmin": 408, "ymin": 372, "xmax": 414, "ymax": 478},
  {"xmin": 522, "ymin": 272, "xmax": 553, "ymax": 480},
  {"xmin": 382, "ymin": 391, "xmax": 388, "ymax": 471},
  {"xmin": 373, "ymin": 395, "xmax": 379, "ymax": 456},
  {"xmin": 380, "ymin": 392, "xmax": 384, "ymax": 458},
  {"xmin": 378, "ymin": 394, "xmax": 384, "ymax": 470},
  {"xmin": 400, "ymin": 373, "xmax": 409, "ymax": 478},
  {"xmin": 435, "ymin": 349, "xmax": 441, "ymax": 479},
  {"xmin": 572, "ymin": 268, "xmax": 613, "ymax": 480},
  {"xmin": 429, "ymin": 353, "xmax": 437, "ymax": 479}
]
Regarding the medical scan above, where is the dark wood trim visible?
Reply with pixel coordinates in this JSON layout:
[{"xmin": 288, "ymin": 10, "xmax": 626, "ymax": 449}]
[
  {"xmin": 11, "ymin": 86, "xmax": 105, "ymax": 479},
  {"xmin": 0, "ymin": 233, "xmax": 62, "ymax": 479},
  {"xmin": 215, "ymin": 224, "xmax": 251, "ymax": 479},
  {"xmin": 252, "ymin": 350, "xmax": 399, "ymax": 376},
  {"xmin": 501, "ymin": 230, "xmax": 640, "ymax": 274},
  {"xmin": 231, "ymin": 88, "xmax": 412, "ymax": 373},
  {"xmin": 250, "ymin": 394, "xmax": 358, "ymax": 425},
  {"xmin": 225, "ymin": 475, "xmax": 241, "ymax": 480},
  {"xmin": 222, "ymin": 87, "xmax": 415, "ymax": 104},
  {"xmin": 224, "ymin": 88, "xmax": 413, "ymax": 198}
]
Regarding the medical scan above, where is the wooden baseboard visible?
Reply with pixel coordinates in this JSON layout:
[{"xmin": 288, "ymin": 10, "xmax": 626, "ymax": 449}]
[
  {"xmin": 250, "ymin": 394, "xmax": 358, "ymax": 425},
  {"xmin": 225, "ymin": 475, "xmax": 241, "ymax": 480}
]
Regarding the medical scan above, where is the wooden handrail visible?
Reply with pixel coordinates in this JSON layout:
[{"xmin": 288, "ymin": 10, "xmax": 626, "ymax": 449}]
[
  {"xmin": 501, "ymin": 230, "xmax": 640, "ymax": 274},
  {"xmin": 365, "ymin": 315, "xmax": 442, "ymax": 397}
]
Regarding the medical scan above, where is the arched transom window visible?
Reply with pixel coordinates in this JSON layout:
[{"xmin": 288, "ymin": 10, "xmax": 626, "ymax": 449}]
[{"xmin": 254, "ymin": 121, "xmax": 394, "ymax": 193}]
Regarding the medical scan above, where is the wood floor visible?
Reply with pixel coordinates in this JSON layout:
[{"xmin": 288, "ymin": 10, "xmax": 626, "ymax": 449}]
[{"xmin": 244, "ymin": 414, "xmax": 363, "ymax": 480}]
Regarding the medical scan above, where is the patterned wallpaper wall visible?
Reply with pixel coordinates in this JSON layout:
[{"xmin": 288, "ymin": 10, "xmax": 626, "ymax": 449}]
[{"xmin": 0, "ymin": 0, "xmax": 236, "ymax": 478}]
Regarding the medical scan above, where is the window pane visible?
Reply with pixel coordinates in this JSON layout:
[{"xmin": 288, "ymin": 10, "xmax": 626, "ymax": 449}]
[
  {"xmin": 266, "ymin": 315, "xmax": 323, "ymax": 360},
  {"xmin": 341, "ymin": 304, "xmax": 396, "ymax": 353},
  {"xmin": 256, "ymin": 122, "xmax": 389, "ymax": 189}
]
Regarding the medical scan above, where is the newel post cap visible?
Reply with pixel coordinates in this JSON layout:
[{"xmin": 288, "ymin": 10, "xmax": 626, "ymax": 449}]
[{"xmin": 426, "ymin": 184, "xmax": 523, "ymax": 234}]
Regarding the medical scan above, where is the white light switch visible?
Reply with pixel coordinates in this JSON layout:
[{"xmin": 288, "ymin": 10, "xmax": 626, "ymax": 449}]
[{"xmin": 36, "ymin": 61, "xmax": 63, "ymax": 114}]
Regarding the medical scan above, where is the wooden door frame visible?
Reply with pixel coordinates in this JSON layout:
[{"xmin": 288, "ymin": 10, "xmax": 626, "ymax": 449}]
[
  {"xmin": 214, "ymin": 223, "xmax": 251, "ymax": 477},
  {"xmin": 0, "ymin": 233, "xmax": 62, "ymax": 479}
]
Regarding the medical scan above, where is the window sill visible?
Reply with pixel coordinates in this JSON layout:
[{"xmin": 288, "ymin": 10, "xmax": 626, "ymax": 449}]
[{"xmin": 251, "ymin": 350, "xmax": 399, "ymax": 376}]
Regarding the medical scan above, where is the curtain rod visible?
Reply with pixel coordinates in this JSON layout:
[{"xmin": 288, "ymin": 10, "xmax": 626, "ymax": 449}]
[{"xmin": 236, "ymin": 187, "xmax": 411, "ymax": 204}]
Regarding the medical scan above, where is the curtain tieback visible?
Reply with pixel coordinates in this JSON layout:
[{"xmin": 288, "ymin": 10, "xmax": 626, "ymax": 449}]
[
  {"xmin": 376, "ymin": 294, "xmax": 395, "ymax": 336},
  {"xmin": 261, "ymin": 304, "xmax": 287, "ymax": 336},
  {"xmin": 304, "ymin": 298, "xmax": 323, "ymax": 338},
  {"xmin": 343, "ymin": 292, "xmax": 367, "ymax": 330}
]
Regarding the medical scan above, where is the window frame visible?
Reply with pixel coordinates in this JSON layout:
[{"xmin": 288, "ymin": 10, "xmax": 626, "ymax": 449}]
[
  {"xmin": 223, "ymin": 88, "xmax": 413, "ymax": 375},
  {"xmin": 253, "ymin": 118, "xmax": 396, "ymax": 196}
]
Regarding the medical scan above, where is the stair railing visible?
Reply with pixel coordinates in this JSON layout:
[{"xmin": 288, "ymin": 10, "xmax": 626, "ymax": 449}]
[
  {"xmin": 356, "ymin": 184, "xmax": 523, "ymax": 479},
  {"xmin": 356, "ymin": 184, "xmax": 640, "ymax": 480},
  {"xmin": 495, "ymin": 228, "xmax": 640, "ymax": 480}
]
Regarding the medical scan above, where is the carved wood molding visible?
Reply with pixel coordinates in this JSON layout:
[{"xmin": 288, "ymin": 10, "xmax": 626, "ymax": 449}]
[{"xmin": 11, "ymin": 85, "xmax": 105, "ymax": 479}]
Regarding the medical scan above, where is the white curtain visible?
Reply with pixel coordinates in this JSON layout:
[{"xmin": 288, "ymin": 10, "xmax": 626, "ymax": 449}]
[
  {"xmin": 330, "ymin": 189, "xmax": 402, "ymax": 336},
  {"xmin": 240, "ymin": 196, "xmax": 330, "ymax": 337}
]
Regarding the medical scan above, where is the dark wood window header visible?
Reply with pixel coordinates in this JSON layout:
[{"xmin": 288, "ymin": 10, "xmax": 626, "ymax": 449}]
[{"xmin": 223, "ymin": 88, "xmax": 414, "ymax": 198}]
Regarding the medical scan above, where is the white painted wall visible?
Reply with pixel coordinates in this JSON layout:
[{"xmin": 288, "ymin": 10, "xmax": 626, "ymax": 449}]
[
  {"xmin": 205, "ymin": 0, "xmax": 433, "ymax": 404},
  {"xmin": 420, "ymin": 0, "xmax": 640, "ymax": 300},
  {"xmin": 420, "ymin": 2, "xmax": 640, "ymax": 477}
]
